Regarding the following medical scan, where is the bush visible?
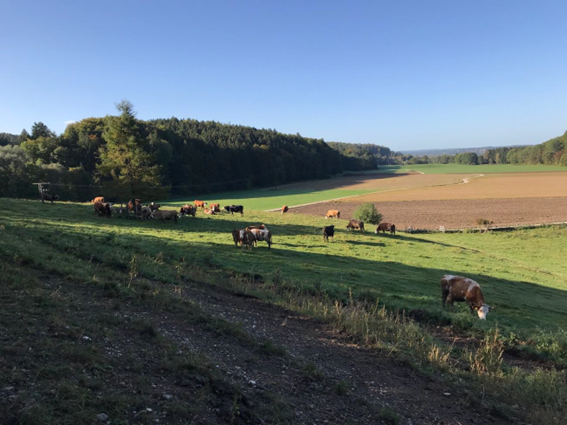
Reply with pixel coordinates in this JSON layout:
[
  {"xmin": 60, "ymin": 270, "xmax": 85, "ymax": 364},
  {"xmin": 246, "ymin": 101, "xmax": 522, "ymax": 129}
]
[{"xmin": 353, "ymin": 203, "xmax": 382, "ymax": 225}]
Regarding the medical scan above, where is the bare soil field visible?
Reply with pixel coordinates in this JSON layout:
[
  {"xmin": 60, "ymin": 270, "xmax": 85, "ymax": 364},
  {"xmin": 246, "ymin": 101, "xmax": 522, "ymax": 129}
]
[
  {"xmin": 346, "ymin": 172, "xmax": 567, "ymax": 203},
  {"xmin": 280, "ymin": 171, "xmax": 473, "ymax": 192},
  {"xmin": 291, "ymin": 197, "xmax": 567, "ymax": 230}
]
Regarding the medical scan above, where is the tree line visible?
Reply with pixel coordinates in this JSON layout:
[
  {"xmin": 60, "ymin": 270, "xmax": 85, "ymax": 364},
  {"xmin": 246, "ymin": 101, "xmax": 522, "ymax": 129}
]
[{"xmin": 0, "ymin": 102, "xmax": 384, "ymax": 201}]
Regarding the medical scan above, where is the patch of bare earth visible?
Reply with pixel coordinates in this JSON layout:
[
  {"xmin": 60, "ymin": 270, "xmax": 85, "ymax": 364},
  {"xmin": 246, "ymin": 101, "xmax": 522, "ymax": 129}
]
[
  {"xmin": 0, "ymin": 274, "xmax": 508, "ymax": 424},
  {"xmin": 291, "ymin": 197, "xmax": 567, "ymax": 230}
]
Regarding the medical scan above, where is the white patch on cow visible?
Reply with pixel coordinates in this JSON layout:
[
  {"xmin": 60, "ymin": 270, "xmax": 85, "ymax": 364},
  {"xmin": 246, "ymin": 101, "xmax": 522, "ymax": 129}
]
[
  {"xmin": 477, "ymin": 305, "xmax": 489, "ymax": 320},
  {"xmin": 443, "ymin": 275, "xmax": 455, "ymax": 281},
  {"xmin": 465, "ymin": 278, "xmax": 479, "ymax": 288},
  {"xmin": 239, "ymin": 230, "xmax": 244, "ymax": 239}
]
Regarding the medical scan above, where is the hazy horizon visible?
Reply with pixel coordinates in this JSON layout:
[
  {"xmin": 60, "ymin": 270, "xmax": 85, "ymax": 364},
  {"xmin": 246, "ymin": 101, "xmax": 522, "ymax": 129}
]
[{"xmin": 2, "ymin": 0, "xmax": 566, "ymax": 151}]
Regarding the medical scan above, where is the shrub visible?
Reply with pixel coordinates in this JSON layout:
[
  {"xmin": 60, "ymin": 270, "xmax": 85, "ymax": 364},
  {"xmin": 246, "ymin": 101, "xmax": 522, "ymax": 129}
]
[{"xmin": 353, "ymin": 203, "xmax": 382, "ymax": 225}]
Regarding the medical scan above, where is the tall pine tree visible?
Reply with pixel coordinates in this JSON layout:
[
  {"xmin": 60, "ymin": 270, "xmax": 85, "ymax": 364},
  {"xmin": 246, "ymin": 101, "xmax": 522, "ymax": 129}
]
[{"xmin": 97, "ymin": 100, "xmax": 166, "ymax": 200}]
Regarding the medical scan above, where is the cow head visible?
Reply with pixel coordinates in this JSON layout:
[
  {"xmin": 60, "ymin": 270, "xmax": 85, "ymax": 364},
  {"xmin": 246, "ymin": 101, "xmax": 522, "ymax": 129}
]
[{"xmin": 477, "ymin": 304, "xmax": 491, "ymax": 320}]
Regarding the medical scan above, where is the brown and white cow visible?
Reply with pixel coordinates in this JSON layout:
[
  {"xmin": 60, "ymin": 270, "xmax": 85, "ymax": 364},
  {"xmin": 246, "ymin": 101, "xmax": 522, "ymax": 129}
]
[
  {"xmin": 346, "ymin": 219, "xmax": 365, "ymax": 233},
  {"xmin": 441, "ymin": 275, "xmax": 492, "ymax": 320},
  {"xmin": 210, "ymin": 203, "xmax": 221, "ymax": 213},
  {"xmin": 376, "ymin": 222, "xmax": 396, "ymax": 235},
  {"xmin": 194, "ymin": 200, "xmax": 207, "ymax": 209},
  {"xmin": 247, "ymin": 225, "xmax": 272, "ymax": 248},
  {"xmin": 281, "ymin": 205, "xmax": 289, "ymax": 214},
  {"xmin": 325, "ymin": 210, "xmax": 340, "ymax": 219},
  {"xmin": 232, "ymin": 229, "xmax": 255, "ymax": 250},
  {"xmin": 91, "ymin": 196, "xmax": 105, "ymax": 204}
]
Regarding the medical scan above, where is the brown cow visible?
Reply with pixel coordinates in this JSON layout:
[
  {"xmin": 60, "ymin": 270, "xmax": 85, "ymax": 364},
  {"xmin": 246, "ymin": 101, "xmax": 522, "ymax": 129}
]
[
  {"xmin": 376, "ymin": 223, "xmax": 396, "ymax": 235},
  {"xmin": 91, "ymin": 196, "xmax": 105, "ymax": 204},
  {"xmin": 232, "ymin": 229, "xmax": 255, "ymax": 250},
  {"xmin": 325, "ymin": 210, "xmax": 340, "ymax": 219},
  {"xmin": 94, "ymin": 201, "xmax": 111, "ymax": 217},
  {"xmin": 323, "ymin": 225, "xmax": 335, "ymax": 242},
  {"xmin": 346, "ymin": 219, "xmax": 365, "ymax": 233},
  {"xmin": 128, "ymin": 199, "xmax": 142, "ymax": 217},
  {"xmin": 194, "ymin": 200, "xmax": 207, "ymax": 209},
  {"xmin": 441, "ymin": 275, "xmax": 492, "ymax": 320},
  {"xmin": 281, "ymin": 205, "xmax": 289, "ymax": 214},
  {"xmin": 151, "ymin": 209, "xmax": 178, "ymax": 224},
  {"xmin": 210, "ymin": 203, "xmax": 221, "ymax": 213},
  {"xmin": 180, "ymin": 204, "xmax": 196, "ymax": 217}
]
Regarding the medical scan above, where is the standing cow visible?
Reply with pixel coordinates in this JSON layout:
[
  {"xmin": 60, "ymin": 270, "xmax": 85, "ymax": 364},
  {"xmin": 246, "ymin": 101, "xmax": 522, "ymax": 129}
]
[
  {"xmin": 325, "ymin": 210, "xmax": 340, "ymax": 219},
  {"xmin": 376, "ymin": 223, "xmax": 396, "ymax": 235},
  {"xmin": 441, "ymin": 275, "xmax": 492, "ymax": 320},
  {"xmin": 346, "ymin": 219, "xmax": 365, "ymax": 233},
  {"xmin": 246, "ymin": 225, "xmax": 272, "ymax": 248},
  {"xmin": 224, "ymin": 205, "xmax": 244, "ymax": 216},
  {"xmin": 323, "ymin": 225, "xmax": 335, "ymax": 242}
]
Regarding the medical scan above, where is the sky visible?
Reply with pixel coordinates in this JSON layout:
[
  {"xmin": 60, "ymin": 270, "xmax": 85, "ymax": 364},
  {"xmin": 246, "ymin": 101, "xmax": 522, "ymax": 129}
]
[{"xmin": 1, "ymin": 0, "xmax": 566, "ymax": 151}]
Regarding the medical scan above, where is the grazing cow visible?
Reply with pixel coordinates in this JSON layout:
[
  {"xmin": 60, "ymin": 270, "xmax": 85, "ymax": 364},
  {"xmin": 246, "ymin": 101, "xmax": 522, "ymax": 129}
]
[
  {"xmin": 41, "ymin": 194, "xmax": 59, "ymax": 204},
  {"xmin": 325, "ymin": 210, "xmax": 340, "ymax": 219},
  {"xmin": 281, "ymin": 205, "xmax": 289, "ymax": 214},
  {"xmin": 94, "ymin": 201, "xmax": 111, "ymax": 217},
  {"xmin": 148, "ymin": 202, "xmax": 161, "ymax": 212},
  {"xmin": 376, "ymin": 223, "xmax": 396, "ymax": 235},
  {"xmin": 91, "ymin": 196, "xmax": 105, "ymax": 204},
  {"xmin": 323, "ymin": 225, "xmax": 335, "ymax": 242},
  {"xmin": 194, "ymin": 200, "xmax": 207, "ymax": 209},
  {"xmin": 346, "ymin": 219, "xmax": 365, "ymax": 233},
  {"xmin": 180, "ymin": 204, "xmax": 196, "ymax": 217},
  {"xmin": 232, "ymin": 229, "xmax": 255, "ymax": 250},
  {"xmin": 151, "ymin": 209, "xmax": 178, "ymax": 224},
  {"xmin": 224, "ymin": 205, "xmax": 244, "ymax": 216},
  {"xmin": 441, "ymin": 275, "xmax": 492, "ymax": 320}
]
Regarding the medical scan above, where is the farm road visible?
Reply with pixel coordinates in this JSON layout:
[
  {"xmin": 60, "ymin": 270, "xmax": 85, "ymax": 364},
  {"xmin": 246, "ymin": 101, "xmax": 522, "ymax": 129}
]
[{"xmin": 170, "ymin": 278, "xmax": 506, "ymax": 425}]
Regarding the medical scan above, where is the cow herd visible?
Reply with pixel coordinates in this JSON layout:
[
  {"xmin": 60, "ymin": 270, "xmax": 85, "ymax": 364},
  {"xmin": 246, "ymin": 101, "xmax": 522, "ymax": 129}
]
[{"xmin": 87, "ymin": 198, "xmax": 492, "ymax": 319}]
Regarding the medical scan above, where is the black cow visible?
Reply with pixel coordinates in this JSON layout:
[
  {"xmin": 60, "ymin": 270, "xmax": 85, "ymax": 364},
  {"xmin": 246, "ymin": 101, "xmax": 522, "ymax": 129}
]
[
  {"xmin": 41, "ymin": 194, "xmax": 59, "ymax": 204},
  {"xmin": 323, "ymin": 225, "xmax": 335, "ymax": 242},
  {"xmin": 224, "ymin": 205, "xmax": 244, "ymax": 216}
]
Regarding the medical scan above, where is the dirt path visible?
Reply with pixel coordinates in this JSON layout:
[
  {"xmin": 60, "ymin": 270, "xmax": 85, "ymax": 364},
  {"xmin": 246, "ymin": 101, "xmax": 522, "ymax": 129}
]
[{"xmin": 172, "ymin": 279, "xmax": 506, "ymax": 425}]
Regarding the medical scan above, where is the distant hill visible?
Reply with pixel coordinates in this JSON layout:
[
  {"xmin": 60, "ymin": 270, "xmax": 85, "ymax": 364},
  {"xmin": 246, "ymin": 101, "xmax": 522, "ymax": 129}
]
[{"xmin": 400, "ymin": 145, "xmax": 531, "ymax": 157}]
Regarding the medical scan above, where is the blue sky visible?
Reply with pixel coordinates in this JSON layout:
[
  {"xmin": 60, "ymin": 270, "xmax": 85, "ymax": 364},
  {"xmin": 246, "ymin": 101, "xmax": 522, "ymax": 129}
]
[{"xmin": 1, "ymin": 0, "xmax": 566, "ymax": 150}]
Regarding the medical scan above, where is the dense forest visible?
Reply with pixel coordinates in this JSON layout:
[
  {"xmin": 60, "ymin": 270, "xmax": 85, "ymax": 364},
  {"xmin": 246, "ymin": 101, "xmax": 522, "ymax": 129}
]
[{"xmin": 0, "ymin": 102, "xmax": 383, "ymax": 201}]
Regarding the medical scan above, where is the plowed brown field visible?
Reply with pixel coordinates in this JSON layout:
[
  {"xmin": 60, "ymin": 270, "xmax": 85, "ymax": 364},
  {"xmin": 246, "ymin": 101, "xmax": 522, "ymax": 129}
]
[
  {"xmin": 345, "ymin": 172, "xmax": 567, "ymax": 202},
  {"xmin": 291, "ymin": 197, "xmax": 567, "ymax": 230}
]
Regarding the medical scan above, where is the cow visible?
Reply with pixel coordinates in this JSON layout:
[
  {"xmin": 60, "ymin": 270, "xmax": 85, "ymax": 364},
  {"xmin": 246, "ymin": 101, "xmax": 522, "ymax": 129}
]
[
  {"xmin": 111, "ymin": 204, "xmax": 128, "ymax": 217},
  {"xmin": 151, "ymin": 209, "xmax": 178, "ymax": 224},
  {"xmin": 180, "ymin": 204, "xmax": 196, "ymax": 217},
  {"xmin": 246, "ymin": 224, "xmax": 266, "ymax": 231},
  {"xmin": 346, "ymin": 219, "xmax": 365, "ymax": 233},
  {"xmin": 94, "ymin": 201, "xmax": 111, "ymax": 217},
  {"xmin": 148, "ymin": 202, "xmax": 161, "ymax": 212},
  {"xmin": 325, "ymin": 210, "xmax": 340, "ymax": 219},
  {"xmin": 224, "ymin": 205, "xmax": 244, "ymax": 216},
  {"xmin": 247, "ymin": 226, "xmax": 272, "ymax": 248},
  {"xmin": 323, "ymin": 225, "xmax": 335, "ymax": 242},
  {"xmin": 204, "ymin": 208, "xmax": 215, "ymax": 215},
  {"xmin": 194, "ymin": 200, "xmax": 207, "ymax": 209},
  {"xmin": 376, "ymin": 223, "xmax": 396, "ymax": 235},
  {"xmin": 91, "ymin": 196, "xmax": 105, "ymax": 204},
  {"xmin": 232, "ymin": 229, "xmax": 255, "ymax": 250},
  {"xmin": 281, "ymin": 205, "xmax": 289, "ymax": 214},
  {"xmin": 210, "ymin": 203, "xmax": 221, "ymax": 213},
  {"xmin": 140, "ymin": 206, "xmax": 153, "ymax": 220},
  {"xmin": 128, "ymin": 199, "xmax": 142, "ymax": 217},
  {"xmin": 441, "ymin": 275, "xmax": 492, "ymax": 320},
  {"xmin": 41, "ymin": 194, "xmax": 59, "ymax": 204}
]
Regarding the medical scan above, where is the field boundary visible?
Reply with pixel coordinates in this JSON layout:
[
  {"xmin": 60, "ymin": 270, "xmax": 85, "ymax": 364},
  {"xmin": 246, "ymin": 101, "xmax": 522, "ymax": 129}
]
[{"xmin": 427, "ymin": 221, "xmax": 567, "ymax": 233}]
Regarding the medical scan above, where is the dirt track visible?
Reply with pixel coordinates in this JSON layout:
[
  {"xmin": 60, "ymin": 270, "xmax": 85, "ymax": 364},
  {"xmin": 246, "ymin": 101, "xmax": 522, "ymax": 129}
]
[{"xmin": 291, "ymin": 197, "xmax": 567, "ymax": 230}]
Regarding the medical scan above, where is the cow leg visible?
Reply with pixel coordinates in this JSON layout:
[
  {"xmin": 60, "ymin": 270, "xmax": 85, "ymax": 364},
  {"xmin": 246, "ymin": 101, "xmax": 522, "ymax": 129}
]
[{"xmin": 442, "ymin": 290, "xmax": 448, "ymax": 308}]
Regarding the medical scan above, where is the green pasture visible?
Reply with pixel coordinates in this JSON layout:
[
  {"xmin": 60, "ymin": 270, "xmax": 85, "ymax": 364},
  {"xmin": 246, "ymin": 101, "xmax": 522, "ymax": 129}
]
[
  {"xmin": 394, "ymin": 163, "xmax": 567, "ymax": 174},
  {"xmin": 2, "ymin": 199, "xmax": 566, "ymax": 336},
  {"xmin": 165, "ymin": 188, "xmax": 373, "ymax": 210}
]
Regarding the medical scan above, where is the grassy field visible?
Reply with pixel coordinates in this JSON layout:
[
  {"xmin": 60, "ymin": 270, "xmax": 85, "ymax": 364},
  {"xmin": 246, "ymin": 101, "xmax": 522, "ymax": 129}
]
[
  {"xmin": 165, "ymin": 188, "xmax": 373, "ymax": 210},
  {"xmin": 2, "ymin": 199, "xmax": 567, "ymax": 423},
  {"xmin": 4, "ymin": 200, "xmax": 566, "ymax": 336},
  {"xmin": 391, "ymin": 163, "xmax": 567, "ymax": 174}
]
